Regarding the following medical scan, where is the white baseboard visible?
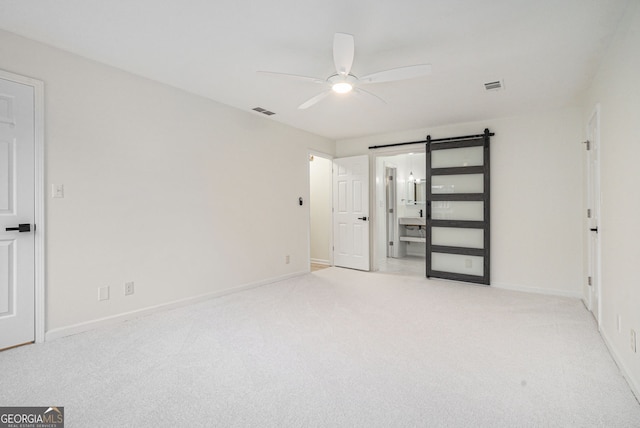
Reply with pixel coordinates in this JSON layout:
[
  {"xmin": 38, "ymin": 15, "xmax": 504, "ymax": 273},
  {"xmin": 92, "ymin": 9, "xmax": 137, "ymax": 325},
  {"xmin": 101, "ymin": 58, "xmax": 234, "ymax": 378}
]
[
  {"xmin": 45, "ymin": 271, "xmax": 307, "ymax": 341},
  {"xmin": 310, "ymin": 258, "xmax": 330, "ymax": 266},
  {"xmin": 600, "ymin": 328, "xmax": 640, "ymax": 402},
  {"xmin": 491, "ymin": 282, "xmax": 582, "ymax": 299}
]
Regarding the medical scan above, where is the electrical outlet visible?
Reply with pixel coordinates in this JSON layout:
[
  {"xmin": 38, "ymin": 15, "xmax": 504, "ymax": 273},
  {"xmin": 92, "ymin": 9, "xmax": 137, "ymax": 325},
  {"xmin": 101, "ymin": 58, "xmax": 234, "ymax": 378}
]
[
  {"xmin": 285, "ymin": 255, "xmax": 290, "ymax": 264},
  {"xmin": 631, "ymin": 329, "xmax": 637, "ymax": 353},
  {"xmin": 125, "ymin": 281, "xmax": 135, "ymax": 296},
  {"xmin": 98, "ymin": 286, "xmax": 109, "ymax": 301}
]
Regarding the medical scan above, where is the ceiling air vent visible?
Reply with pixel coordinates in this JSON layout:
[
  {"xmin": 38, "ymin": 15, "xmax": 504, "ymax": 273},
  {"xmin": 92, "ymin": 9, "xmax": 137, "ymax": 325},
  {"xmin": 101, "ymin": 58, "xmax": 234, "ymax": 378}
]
[
  {"xmin": 484, "ymin": 80, "xmax": 504, "ymax": 91},
  {"xmin": 252, "ymin": 107, "xmax": 276, "ymax": 116}
]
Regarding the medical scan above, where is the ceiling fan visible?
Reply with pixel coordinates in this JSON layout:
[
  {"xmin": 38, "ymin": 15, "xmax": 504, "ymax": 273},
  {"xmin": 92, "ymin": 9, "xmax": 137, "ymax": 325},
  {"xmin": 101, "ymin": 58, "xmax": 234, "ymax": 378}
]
[{"xmin": 259, "ymin": 33, "xmax": 432, "ymax": 109}]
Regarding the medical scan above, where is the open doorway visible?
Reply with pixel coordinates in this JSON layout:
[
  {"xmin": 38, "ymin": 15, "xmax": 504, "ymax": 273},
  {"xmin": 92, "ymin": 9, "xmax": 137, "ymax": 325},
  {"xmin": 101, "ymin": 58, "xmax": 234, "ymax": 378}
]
[
  {"xmin": 373, "ymin": 148, "xmax": 426, "ymax": 276},
  {"xmin": 309, "ymin": 152, "xmax": 333, "ymax": 272}
]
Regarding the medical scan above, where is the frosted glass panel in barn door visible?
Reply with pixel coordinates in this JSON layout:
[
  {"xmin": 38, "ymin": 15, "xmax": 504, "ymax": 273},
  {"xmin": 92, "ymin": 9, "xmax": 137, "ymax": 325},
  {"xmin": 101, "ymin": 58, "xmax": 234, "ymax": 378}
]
[
  {"xmin": 426, "ymin": 130, "xmax": 491, "ymax": 285},
  {"xmin": 333, "ymin": 155, "xmax": 370, "ymax": 271}
]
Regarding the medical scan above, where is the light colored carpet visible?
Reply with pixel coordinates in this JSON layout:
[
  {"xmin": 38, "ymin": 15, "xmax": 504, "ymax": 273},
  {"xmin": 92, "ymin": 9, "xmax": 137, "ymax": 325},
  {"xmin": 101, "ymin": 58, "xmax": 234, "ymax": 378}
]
[
  {"xmin": 377, "ymin": 255, "xmax": 425, "ymax": 277},
  {"xmin": 1, "ymin": 267, "xmax": 639, "ymax": 427}
]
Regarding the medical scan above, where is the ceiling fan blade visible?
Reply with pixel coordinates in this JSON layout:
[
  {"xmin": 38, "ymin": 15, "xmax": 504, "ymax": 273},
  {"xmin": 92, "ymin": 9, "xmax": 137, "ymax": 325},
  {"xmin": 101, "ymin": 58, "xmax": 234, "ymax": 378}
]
[
  {"xmin": 353, "ymin": 87, "xmax": 387, "ymax": 105},
  {"xmin": 360, "ymin": 64, "xmax": 432, "ymax": 84},
  {"xmin": 298, "ymin": 91, "xmax": 331, "ymax": 109},
  {"xmin": 333, "ymin": 33, "xmax": 355, "ymax": 76},
  {"xmin": 257, "ymin": 71, "xmax": 325, "ymax": 84}
]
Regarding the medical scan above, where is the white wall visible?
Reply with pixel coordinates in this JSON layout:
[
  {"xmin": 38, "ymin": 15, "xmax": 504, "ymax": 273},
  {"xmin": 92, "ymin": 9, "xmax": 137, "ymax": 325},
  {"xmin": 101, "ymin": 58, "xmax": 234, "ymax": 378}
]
[
  {"xmin": 584, "ymin": 0, "xmax": 640, "ymax": 397},
  {"xmin": 309, "ymin": 155, "xmax": 332, "ymax": 264},
  {"xmin": 338, "ymin": 109, "xmax": 584, "ymax": 297},
  {"xmin": 0, "ymin": 29, "xmax": 335, "ymax": 333}
]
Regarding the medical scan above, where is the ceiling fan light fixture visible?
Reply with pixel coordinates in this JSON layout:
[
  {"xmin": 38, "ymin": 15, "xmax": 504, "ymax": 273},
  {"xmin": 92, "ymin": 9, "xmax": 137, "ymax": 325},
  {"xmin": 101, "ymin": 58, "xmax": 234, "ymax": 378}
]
[
  {"xmin": 262, "ymin": 33, "xmax": 431, "ymax": 109},
  {"xmin": 332, "ymin": 82, "xmax": 353, "ymax": 94}
]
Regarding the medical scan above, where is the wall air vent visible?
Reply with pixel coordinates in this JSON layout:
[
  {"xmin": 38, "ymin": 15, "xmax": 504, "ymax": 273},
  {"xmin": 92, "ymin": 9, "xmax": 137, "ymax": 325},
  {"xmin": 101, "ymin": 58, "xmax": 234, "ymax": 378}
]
[
  {"xmin": 484, "ymin": 80, "xmax": 504, "ymax": 91},
  {"xmin": 252, "ymin": 107, "xmax": 276, "ymax": 115}
]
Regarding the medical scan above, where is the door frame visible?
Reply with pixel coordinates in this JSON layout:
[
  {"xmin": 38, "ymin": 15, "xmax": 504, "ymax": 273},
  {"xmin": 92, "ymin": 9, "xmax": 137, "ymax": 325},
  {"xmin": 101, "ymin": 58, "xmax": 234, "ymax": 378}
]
[
  {"xmin": 370, "ymin": 144, "xmax": 426, "ymax": 272},
  {"xmin": 307, "ymin": 150, "xmax": 334, "ymax": 269},
  {"xmin": 385, "ymin": 166, "xmax": 398, "ymax": 258},
  {"xmin": 0, "ymin": 69, "xmax": 45, "ymax": 344},
  {"xmin": 584, "ymin": 104, "xmax": 602, "ymax": 327}
]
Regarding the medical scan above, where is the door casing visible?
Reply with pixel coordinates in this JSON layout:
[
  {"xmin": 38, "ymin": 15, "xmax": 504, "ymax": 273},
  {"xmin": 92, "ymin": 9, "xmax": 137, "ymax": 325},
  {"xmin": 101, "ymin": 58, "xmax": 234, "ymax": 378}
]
[
  {"xmin": 0, "ymin": 69, "xmax": 45, "ymax": 344},
  {"xmin": 385, "ymin": 166, "xmax": 397, "ymax": 258},
  {"xmin": 584, "ymin": 104, "xmax": 601, "ymax": 326},
  {"xmin": 307, "ymin": 150, "xmax": 334, "ymax": 268}
]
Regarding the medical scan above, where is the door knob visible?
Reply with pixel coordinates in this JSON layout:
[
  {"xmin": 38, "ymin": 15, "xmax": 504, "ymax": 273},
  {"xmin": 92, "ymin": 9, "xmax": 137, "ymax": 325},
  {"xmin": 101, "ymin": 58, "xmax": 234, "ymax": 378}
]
[
  {"xmin": 5, "ymin": 223, "xmax": 31, "ymax": 232},
  {"xmin": 357, "ymin": 216, "xmax": 368, "ymax": 221}
]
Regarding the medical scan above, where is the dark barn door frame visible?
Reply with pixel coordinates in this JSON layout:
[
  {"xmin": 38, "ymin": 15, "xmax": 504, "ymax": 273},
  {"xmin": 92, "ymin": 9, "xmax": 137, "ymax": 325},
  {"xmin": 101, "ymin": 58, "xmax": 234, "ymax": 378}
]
[{"xmin": 425, "ymin": 129, "xmax": 492, "ymax": 285}]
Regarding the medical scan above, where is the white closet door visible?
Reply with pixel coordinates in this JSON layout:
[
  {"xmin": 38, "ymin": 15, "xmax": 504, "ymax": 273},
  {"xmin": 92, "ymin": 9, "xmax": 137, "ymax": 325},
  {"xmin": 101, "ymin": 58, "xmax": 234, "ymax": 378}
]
[
  {"xmin": 333, "ymin": 155, "xmax": 370, "ymax": 271},
  {"xmin": 0, "ymin": 77, "xmax": 36, "ymax": 350}
]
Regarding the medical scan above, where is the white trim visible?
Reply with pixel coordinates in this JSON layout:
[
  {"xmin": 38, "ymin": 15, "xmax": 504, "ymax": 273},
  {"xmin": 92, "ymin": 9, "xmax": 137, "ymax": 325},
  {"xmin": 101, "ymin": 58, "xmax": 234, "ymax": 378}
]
[
  {"xmin": 0, "ymin": 69, "xmax": 46, "ymax": 344},
  {"xmin": 369, "ymin": 143, "xmax": 427, "ymax": 157},
  {"xmin": 310, "ymin": 258, "xmax": 330, "ymax": 265},
  {"xmin": 491, "ymin": 282, "xmax": 582, "ymax": 299},
  {"xmin": 45, "ymin": 271, "xmax": 307, "ymax": 341},
  {"xmin": 593, "ymin": 104, "xmax": 602, "ymax": 329},
  {"xmin": 584, "ymin": 104, "xmax": 602, "ymax": 328},
  {"xmin": 308, "ymin": 149, "xmax": 334, "ymax": 160},
  {"xmin": 600, "ymin": 328, "xmax": 640, "ymax": 402},
  {"xmin": 369, "ymin": 154, "xmax": 376, "ymax": 270}
]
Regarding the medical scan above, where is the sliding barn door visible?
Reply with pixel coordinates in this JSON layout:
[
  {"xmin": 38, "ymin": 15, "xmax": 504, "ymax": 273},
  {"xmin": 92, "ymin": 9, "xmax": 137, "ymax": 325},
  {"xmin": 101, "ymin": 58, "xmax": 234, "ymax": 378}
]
[{"xmin": 426, "ymin": 131, "xmax": 490, "ymax": 285}]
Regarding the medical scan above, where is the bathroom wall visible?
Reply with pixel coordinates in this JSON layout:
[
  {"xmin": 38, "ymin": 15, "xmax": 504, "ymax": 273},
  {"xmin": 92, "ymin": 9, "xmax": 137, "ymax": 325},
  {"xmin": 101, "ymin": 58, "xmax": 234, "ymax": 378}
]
[
  {"xmin": 396, "ymin": 153, "xmax": 426, "ymax": 219},
  {"xmin": 377, "ymin": 152, "xmax": 427, "ymax": 259}
]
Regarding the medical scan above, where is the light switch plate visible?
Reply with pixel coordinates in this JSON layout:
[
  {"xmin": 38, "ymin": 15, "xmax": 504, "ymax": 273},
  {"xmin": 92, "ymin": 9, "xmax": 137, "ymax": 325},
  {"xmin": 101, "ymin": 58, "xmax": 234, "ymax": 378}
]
[
  {"xmin": 52, "ymin": 184, "xmax": 64, "ymax": 198},
  {"xmin": 98, "ymin": 286, "xmax": 109, "ymax": 301}
]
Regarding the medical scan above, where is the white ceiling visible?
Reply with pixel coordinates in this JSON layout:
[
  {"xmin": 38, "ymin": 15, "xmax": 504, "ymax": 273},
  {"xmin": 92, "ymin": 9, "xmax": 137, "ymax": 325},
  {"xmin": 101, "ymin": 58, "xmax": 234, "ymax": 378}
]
[{"xmin": 0, "ymin": 0, "xmax": 630, "ymax": 140}]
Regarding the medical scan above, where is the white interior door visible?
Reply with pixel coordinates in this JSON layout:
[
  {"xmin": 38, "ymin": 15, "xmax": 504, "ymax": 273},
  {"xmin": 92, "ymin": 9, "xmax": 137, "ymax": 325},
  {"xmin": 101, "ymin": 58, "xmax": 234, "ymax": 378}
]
[
  {"xmin": 585, "ymin": 107, "xmax": 601, "ymax": 322},
  {"xmin": 0, "ymin": 77, "xmax": 36, "ymax": 350},
  {"xmin": 333, "ymin": 155, "xmax": 370, "ymax": 271}
]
